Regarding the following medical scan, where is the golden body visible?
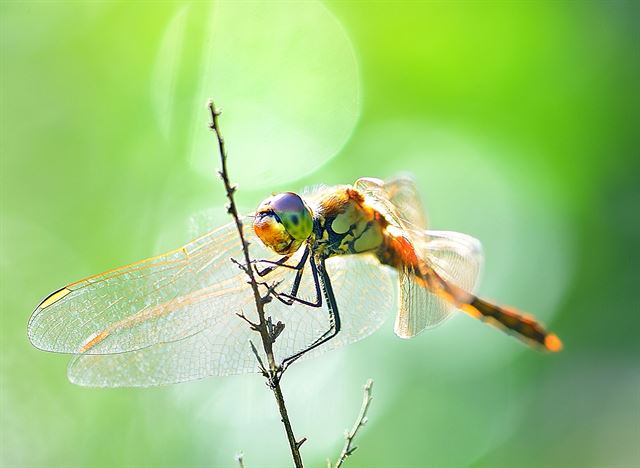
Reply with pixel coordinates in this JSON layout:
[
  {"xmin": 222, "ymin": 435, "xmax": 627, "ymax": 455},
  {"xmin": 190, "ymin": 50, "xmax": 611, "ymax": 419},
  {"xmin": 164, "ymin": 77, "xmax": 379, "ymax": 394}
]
[{"xmin": 308, "ymin": 185, "xmax": 561, "ymax": 352}]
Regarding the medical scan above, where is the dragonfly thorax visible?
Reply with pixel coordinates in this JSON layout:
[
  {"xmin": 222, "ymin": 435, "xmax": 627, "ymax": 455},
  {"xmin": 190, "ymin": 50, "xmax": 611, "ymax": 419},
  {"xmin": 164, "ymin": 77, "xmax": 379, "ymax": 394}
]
[{"xmin": 311, "ymin": 186, "xmax": 387, "ymax": 258}]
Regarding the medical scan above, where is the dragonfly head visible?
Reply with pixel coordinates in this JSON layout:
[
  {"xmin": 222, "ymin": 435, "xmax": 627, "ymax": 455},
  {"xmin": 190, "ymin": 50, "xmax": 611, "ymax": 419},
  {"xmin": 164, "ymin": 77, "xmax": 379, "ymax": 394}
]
[{"xmin": 253, "ymin": 192, "xmax": 314, "ymax": 255}]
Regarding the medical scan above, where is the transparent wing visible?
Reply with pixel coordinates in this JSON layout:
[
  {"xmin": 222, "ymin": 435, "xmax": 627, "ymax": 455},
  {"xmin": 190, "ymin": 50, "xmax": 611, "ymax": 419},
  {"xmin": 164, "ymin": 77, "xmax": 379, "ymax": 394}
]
[
  {"xmin": 67, "ymin": 254, "xmax": 394, "ymax": 387},
  {"xmin": 395, "ymin": 229, "xmax": 484, "ymax": 338},
  {"xmin": 272, "ymin": 253, "xmax": 395, "ymax": 363},
  {"xmin": 354, "ymin": 176, "xmax": 427, "ymax": 231},
  {"xmin": 382, "ymin": 176, "xmax": 428, "ymax": 230},
  {"xmin": 28, "ymin": 219, "xmax": 274, "ymax": 355}
]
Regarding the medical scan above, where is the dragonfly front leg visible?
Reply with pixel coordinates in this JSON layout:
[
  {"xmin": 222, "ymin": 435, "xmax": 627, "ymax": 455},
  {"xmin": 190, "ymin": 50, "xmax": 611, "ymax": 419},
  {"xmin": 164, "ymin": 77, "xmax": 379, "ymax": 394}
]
[
  {"xmin": 253, "ymin": 255, "xmax": 291, "ymax": 277},
  {"xmin": 254, "ymin": 247, "xmax": 321, "ymax": 307},
  {"xmin": 253, "ymin": 246, "xmax": 310, "ymax": 276}
]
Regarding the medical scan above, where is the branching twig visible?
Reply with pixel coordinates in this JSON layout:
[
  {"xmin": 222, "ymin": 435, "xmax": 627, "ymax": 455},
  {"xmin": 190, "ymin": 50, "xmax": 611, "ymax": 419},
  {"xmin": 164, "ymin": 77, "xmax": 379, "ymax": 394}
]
[
  {"xmin": 208, "ymin": 100, "xmax": 305, "ymax": 468},
  {"xmin": 334, "ymin": 379, "xmax": 374, "ymax": 468}
]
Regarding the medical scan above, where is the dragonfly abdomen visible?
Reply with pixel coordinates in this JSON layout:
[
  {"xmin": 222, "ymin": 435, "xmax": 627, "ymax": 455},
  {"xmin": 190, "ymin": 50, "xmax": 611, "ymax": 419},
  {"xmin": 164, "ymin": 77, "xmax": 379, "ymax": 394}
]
[
  {"xmin": 376, "ymin": 225, "xmax": 420, "ymax": 270},
  {"xmin": 461, "ymin": 297, "xmax": 562, "ymax": 352},
  {"xmin": 377, "ymin": 226, "xmax": 562, "ymax": 352}
]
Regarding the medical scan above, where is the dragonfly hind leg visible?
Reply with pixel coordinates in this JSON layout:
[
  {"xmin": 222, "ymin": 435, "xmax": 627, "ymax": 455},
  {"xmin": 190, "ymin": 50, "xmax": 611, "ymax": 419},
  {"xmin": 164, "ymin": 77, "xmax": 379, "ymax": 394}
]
[
  {"xmin": 252, "ymin": 252, "xmax": 343, "ymax": 377},
  {"xmin": 280, "ymin": 257, "xmax": 341, "ymax": 372}
]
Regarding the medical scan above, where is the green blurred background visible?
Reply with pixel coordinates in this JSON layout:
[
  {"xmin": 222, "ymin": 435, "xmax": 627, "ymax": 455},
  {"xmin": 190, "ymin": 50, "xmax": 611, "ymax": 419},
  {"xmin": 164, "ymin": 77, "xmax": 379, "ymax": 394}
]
[{"xmin": 1, "ymin": 1, "xmax": 639, "ymax": 467}]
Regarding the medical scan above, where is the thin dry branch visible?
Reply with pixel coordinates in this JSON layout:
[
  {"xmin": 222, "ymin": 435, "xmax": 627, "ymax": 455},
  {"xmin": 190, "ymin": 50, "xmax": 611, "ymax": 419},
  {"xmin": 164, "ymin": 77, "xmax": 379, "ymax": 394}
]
[
  {"xmin": 208, "ymin": 100, "xmax": 305, "ymax": 468},
  {"xmin": 334, "ymin": 379, "xmax": 374, "ymax": 468}
]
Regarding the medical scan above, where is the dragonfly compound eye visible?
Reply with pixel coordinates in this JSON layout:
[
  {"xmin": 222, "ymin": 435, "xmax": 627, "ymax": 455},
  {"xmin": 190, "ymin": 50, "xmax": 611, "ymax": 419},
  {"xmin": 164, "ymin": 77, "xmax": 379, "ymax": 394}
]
[{"xmin": 253, "ymin": 192, "xmax": 313, "ymax": 255}]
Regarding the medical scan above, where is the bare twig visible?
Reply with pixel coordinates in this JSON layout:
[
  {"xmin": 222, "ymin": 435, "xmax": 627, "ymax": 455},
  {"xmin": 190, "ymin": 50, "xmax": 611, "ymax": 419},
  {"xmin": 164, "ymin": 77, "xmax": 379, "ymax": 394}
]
[
  {"xmin": 208, "ymin": 100, "xmax": 305, "ymax": 468},
  {"xmin": 236, "ymin": 453, "xmax": 245, "ymax": 468},
  {"xmin": 334, "ymin": 379, "xmax": 374, "ymax": 468}
]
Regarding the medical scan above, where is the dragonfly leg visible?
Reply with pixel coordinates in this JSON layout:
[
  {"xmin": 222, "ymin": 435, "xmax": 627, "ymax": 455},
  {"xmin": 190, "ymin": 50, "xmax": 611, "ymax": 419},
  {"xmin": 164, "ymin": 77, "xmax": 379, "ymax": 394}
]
[
  {"xmin": 279, "ymin": 257, "xmax": 341, "ymax": 372},
  {"xmin": 271, "ymin": 253, "xmax": 322, "ymax": 308},
  {"xmin": 254, "ymin": 247, "xmax": 309, "ymax": 276},
  {"xmin": 253, "ymin": 255, "xmax": 291, "ymax": 276}
]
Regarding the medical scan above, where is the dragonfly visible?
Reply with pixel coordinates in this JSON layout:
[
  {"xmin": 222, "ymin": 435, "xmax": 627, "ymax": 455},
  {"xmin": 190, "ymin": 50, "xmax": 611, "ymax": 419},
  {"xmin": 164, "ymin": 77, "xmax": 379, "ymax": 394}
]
[{"xmin": 28, "ymin": 176, "xmax": 562, "ymax": 387}]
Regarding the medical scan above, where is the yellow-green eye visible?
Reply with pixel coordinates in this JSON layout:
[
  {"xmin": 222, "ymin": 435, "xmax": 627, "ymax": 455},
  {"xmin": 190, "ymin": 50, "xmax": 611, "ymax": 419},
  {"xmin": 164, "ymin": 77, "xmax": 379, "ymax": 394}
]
[
  {"xmin": 253, "ymin": 192, "xmax": 314, "ymax": 255},
  {"xmin": 270, "ymin": 192, "xmax": 313, "ymax": 241}
]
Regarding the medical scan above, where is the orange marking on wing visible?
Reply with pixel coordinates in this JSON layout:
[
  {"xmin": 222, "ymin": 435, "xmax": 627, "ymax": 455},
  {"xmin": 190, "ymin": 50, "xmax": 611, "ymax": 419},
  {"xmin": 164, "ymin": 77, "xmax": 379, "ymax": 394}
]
[{"xmin": 80, "ymin": 330, "xmax": 110, "ymax": 353}]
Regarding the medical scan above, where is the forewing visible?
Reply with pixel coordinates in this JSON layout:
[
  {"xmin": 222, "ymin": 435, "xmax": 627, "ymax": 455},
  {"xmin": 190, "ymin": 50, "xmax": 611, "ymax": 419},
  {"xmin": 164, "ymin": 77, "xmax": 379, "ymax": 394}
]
[
  {"xmin": 395, "ymin": 230, "xmax": 484, "ymax": 338},
  {"xmin": 28, "ymin": 219, "xmax": 277, "ymax": 355},
  {"xmin": 68, "ymin": 254, "xmax": 395, "ymax": 387}
]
